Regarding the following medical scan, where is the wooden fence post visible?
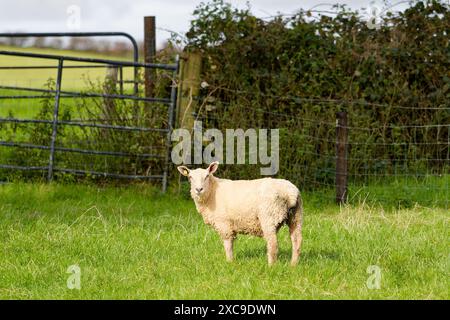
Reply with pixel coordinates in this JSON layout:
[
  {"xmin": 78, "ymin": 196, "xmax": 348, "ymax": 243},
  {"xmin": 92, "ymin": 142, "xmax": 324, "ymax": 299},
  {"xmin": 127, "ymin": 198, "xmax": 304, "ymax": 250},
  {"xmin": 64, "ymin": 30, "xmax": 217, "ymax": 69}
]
[
  {"xmin": 144, "ymin": 16, "xmax": 156, "ymax": 98},
  {"xmin": 336, "ymin": 111, "xmax": 349, "ymax": 204},
  {"xmin": 177, "ymin": 51, "xmax": 202, "ymax": 130},
  {"xmin": 144, "ymin": 16, "xmax": 156, "ymax": 123},
  {"xmin": 103, "ymin": 66, "xmax": 118, "ymax": 120}
]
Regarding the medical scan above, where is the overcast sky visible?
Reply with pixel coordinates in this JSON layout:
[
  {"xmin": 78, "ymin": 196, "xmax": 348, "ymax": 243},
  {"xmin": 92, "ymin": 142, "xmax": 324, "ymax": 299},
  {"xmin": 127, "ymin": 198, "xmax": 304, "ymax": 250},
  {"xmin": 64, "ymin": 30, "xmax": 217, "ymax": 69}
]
[{"xmin": 0, "ymin": 0, "xmax": 415, "ymax": 49}]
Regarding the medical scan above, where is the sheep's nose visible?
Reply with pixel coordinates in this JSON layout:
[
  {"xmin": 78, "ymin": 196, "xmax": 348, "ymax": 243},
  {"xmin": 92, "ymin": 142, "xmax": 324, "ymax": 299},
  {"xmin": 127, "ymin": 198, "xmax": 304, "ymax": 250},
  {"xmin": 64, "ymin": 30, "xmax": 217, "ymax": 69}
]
[{"xmin": 195, "ymin": 187, "xmax": 203, "ymax": 193}]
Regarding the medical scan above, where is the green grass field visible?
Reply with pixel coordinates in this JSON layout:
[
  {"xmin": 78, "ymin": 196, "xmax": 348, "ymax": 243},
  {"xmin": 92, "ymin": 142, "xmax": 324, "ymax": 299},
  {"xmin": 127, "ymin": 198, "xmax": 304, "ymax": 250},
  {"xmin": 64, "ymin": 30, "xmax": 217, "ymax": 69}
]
[{"xmin": 0, "ymin": 182, "xmax": 448, "ymax": 299}]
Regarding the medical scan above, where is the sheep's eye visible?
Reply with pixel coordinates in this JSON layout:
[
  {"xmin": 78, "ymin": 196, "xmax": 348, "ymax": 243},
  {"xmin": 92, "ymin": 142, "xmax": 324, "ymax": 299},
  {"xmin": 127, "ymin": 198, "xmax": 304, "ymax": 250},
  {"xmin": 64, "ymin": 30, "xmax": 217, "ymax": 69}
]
[{"xmin": 204, "ymin": 175, "xmax": 209, "ymax": 181}]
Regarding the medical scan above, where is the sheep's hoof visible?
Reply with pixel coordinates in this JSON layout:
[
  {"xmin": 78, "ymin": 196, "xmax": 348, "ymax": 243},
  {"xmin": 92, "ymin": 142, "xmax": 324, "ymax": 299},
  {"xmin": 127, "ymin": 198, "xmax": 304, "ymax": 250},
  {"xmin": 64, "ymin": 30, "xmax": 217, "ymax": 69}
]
[{"xmin": 290, "ymin": 255, "xmax": 300, "ymax": 266}]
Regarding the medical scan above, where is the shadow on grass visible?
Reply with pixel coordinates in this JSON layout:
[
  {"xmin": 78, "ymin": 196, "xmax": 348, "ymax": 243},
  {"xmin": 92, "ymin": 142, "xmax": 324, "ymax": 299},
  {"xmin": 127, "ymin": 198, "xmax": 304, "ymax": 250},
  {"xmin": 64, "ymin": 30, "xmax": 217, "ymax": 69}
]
[{"xmin": 236, "ymin": 247, "xmax": 341, "ymax": 263}]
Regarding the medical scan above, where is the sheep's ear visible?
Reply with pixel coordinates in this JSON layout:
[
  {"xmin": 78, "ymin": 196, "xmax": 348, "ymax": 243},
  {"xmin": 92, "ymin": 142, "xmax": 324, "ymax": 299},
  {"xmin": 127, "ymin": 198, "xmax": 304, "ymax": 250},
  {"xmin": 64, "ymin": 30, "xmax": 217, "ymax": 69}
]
[
  {"xmin": 207, "ymin": 161, "xmax": 219, "ymax": 174},
  {"xmin": 177, "ymin": 166, "xmax": 190, "ymax": 177}
]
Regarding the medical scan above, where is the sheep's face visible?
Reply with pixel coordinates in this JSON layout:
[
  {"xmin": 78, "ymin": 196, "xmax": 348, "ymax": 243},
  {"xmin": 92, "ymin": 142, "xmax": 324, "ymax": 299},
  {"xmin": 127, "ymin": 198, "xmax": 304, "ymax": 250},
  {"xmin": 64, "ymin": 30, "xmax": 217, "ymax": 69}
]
[{"xmin": 177, "ymin": 162, "xmax": 219, "ymax": 199}]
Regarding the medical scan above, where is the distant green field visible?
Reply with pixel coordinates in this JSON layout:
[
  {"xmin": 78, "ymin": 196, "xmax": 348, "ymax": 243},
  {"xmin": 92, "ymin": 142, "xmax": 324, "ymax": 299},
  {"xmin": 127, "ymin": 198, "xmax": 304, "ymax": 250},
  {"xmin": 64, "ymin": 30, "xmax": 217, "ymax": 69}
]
[
  {"xmin": 0, "ymin": 45, "xmax": 134, "ymax": 89},
  {"xmin": 0, "ymin": 46, "xmax": 136, "ymax": 119}
]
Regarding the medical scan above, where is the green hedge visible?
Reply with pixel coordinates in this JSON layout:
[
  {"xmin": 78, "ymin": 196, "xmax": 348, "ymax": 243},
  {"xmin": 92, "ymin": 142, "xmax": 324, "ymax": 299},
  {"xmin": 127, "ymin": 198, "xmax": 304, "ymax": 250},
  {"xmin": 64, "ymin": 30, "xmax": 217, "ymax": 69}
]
[{"xmin": 182, "ymin": 0, "xmax": 449, "ymax": 188}]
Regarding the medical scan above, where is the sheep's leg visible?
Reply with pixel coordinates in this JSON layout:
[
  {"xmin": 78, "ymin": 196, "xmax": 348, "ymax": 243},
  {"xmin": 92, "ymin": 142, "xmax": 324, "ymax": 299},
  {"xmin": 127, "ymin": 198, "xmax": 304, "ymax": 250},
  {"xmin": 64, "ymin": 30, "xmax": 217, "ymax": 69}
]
[
  {"xmin": 289, "ymin": 223, "xmax": 302, "ymax": 266},
  {"xmin": 223, "ymin": 238, "xmax": 234, "ymax": 262},
  {"xmin": 289, "ymin": 203, "xmax": 303, "ymax": 266},
  {"xmin": 264, "ymin": 232, "xmax": 278, "ymax": 266}
]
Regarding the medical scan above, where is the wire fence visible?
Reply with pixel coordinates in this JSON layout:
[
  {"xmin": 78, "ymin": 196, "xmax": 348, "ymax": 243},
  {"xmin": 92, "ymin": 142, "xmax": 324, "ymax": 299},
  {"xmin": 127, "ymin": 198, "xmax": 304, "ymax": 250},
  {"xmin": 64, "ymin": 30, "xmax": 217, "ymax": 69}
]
[
  {"xmin": 193, "ymin": 85, "xmax": 449, "ymax": 208},
  {"xmin": 0, "ymin": 43, "xmax": 448, "ymax": 207}
]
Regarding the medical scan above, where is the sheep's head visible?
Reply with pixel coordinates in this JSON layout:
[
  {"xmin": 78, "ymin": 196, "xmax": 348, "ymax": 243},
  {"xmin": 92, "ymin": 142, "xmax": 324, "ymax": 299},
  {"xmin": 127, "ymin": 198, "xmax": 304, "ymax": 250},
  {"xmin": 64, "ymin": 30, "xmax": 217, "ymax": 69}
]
[{"xmin": 177, "ymin": 161, "xmax": 219, "ymax": 199}]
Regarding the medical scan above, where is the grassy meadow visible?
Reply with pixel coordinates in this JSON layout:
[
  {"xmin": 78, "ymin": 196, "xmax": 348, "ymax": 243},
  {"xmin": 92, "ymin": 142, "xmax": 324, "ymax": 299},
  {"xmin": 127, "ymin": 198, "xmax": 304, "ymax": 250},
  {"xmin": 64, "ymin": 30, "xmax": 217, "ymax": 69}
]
[{"xmin": 0, "ymin": 181, "xmax": 448, "ymax": 299}]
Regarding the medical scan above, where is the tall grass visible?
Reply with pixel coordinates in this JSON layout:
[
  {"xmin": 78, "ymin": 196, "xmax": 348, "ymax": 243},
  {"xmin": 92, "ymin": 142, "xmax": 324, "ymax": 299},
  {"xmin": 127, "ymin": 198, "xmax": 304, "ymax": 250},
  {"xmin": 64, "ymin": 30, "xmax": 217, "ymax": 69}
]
[{"xmin": 0, "ymin": 182, "xmax": 448, "ymax": 299}]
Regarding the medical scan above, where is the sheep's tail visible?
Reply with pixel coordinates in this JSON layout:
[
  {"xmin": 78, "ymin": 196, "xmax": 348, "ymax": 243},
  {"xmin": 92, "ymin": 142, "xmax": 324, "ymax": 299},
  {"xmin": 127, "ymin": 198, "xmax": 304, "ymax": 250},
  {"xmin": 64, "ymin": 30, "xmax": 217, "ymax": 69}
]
[
  {"xmin": 283, "ymin": 182, "xmax": 302, "ymax": 224},
  {"xmin": 285, "ymin": 182, "xmax": 301, "ymax": 211},
  {"xmin": 288, "ymin": 192, "xmax": 303, "ymax": 227}
]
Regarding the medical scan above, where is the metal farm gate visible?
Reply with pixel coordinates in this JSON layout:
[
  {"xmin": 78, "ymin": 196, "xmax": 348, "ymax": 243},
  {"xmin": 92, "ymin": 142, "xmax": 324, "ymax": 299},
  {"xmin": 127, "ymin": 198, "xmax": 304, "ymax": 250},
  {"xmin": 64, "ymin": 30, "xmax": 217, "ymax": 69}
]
[{"xmin": 0, "ymin": 33, "xmax": 179, "ymax": 191}]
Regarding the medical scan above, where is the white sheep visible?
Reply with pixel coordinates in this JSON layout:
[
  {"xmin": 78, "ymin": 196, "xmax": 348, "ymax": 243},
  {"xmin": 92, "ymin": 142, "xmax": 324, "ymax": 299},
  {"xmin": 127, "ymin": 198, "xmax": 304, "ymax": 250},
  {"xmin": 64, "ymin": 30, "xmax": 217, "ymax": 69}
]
[{"xmin": 177, "ymin": 161, "xmax": 303, "ymax": 265}]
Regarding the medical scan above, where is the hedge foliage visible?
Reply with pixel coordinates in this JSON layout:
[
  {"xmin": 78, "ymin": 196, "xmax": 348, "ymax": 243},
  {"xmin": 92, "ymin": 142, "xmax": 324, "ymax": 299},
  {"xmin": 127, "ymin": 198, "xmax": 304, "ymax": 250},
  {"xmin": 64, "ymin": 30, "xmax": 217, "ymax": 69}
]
[{"xmin": 183, "ymin": 0, "xmax": 449, "ymax": 188}]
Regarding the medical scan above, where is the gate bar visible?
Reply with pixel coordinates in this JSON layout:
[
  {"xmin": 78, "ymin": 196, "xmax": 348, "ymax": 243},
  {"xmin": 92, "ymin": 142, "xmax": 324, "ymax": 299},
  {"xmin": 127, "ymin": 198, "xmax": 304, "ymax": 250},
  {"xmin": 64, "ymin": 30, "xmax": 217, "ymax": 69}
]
[
  {"xmin": 0, "ymin": 141, "xmax": 165, "ymax": 159},
  {"xmin": 0, "ymin": 118, "xmax": 169, "ymax": 133},
  {"xmin": 0, "ymin": 50, "xmax": 176, "ymax": 70},
  {"xmin": 0, "ymin": 84, "xmax": 171, "ymax": 104}
]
